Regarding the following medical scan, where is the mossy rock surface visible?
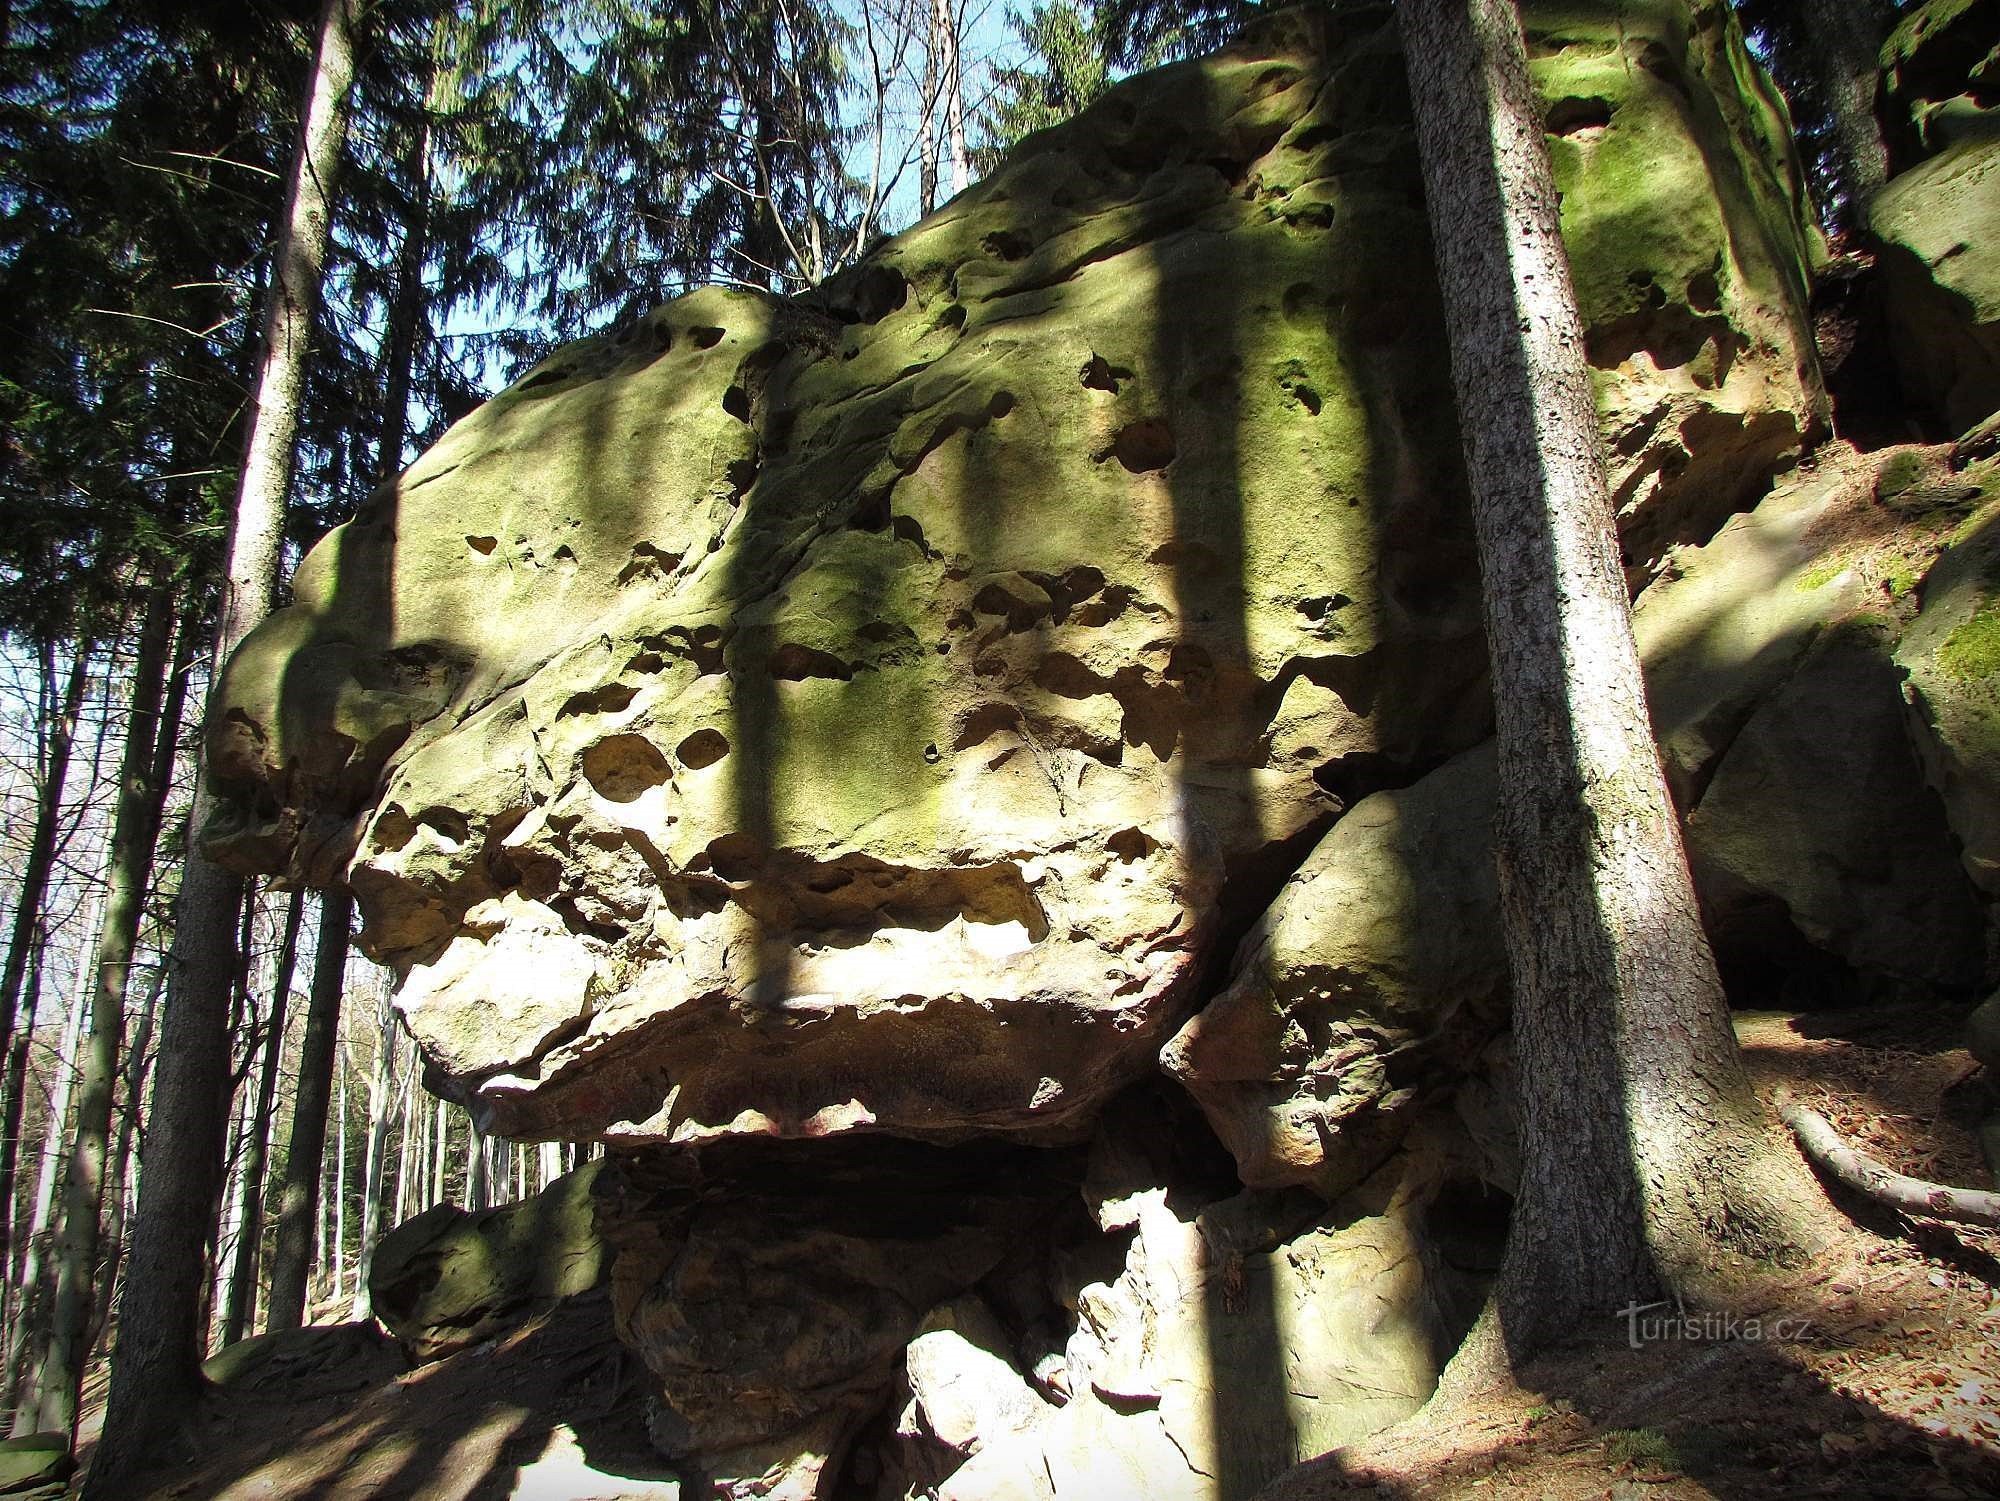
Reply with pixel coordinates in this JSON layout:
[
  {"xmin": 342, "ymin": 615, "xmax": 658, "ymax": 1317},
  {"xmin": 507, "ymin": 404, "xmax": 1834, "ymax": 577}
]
[
  {"xmin": 1872, "ymin": 135, "xmax": 2000, "ymax": 437},
  {"xmin": 370, "ymin": 1160, "xmax": 607, "ymax": 1361},
  {"xmin": 206, "ymin": 0, "xmax": 1821, "ymax": 1148},
  {"xmin": 0, "ymin": 1436, "xmax": 68, "ymax": 1496}
]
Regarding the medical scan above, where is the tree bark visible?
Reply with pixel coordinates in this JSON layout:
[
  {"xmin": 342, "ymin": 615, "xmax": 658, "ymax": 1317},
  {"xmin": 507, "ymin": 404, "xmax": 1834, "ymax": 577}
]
[
  {"xmin": 1397, "ymin": 0, "xmax": 1802, "ymax": 1361},
  {"xmin": 377, "ymin": 90, "xmax": 434, "ymax": 487},
  {"xmin": 218, "ymin": 887, "xmax": 303, "ymax": 1347},
  {"xmin": 1737, "ymin": 0, "xmax": 1893, "ymax": 228},
  {"xmin": 919, "ymin": 0, "xmax": 941, "ymax": 216},
  {"xmin": 86, "ymin": 0, "xmax": 359, "ymax": 1484},
  {"xmin": 32, "ymin": 586, "xmax": 177, "ymax": 1438},
  {"xmin": 347, "ymin": 979, "xmax": 398, "ymax": 1319},
  {"xmin": 91, "ymin": 964, "xmax": 164, "ymax": 1367},
  {"xmin": 262, "ymin": 891, "xmax": 348, "ymax": 1335},
  {"xmin": 0, "ymin": 948, "xmax": 46, "ymax": 1363}
]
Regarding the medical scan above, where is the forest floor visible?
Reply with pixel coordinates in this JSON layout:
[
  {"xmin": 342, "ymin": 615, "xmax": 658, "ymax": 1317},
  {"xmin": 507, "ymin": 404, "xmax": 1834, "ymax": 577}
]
[
  {"xmin": 74, "ymin": 1005, "xmax": 2000, "ymax": 1501},
  {"xmin": 1266, "ymin": 1003, "xmax": 2000, "ymax": 1501}
]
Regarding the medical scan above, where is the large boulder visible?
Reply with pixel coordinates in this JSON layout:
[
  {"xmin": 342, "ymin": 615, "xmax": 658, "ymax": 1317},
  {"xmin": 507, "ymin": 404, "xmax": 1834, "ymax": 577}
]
[
  {"xmin": 204, "ymin": 0, "xmax": 1822, "ymax": 1151},
  {"xmin": 1878, "ymin": 0, "xmax": 2000, "ymax": 171},
  {"xmin": 1895, "ymin": 457, "xmax": 2000, "ymax": 896},
  {"xmin": 1871, "ymin": 0, "xmax": 2000, "ymax": 437}
]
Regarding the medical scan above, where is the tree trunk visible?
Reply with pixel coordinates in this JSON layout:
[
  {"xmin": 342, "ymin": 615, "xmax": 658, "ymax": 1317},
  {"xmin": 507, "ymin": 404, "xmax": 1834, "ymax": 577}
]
[
  {"xmin": 463, "ymin": 1122, "xmax": 486, "ymax": 1211},
  {"xmin": 99, "ymin": 600, "xmax": 199, "ymax": 1316},
  {"xmin": 8, "ymin": 885, "xmax": 100, "ymax": 1423},
  {"xmin": 86, "ymin": 0, "xmax": 360, "ymax": 1483},
  {"xmin": 263, "ymin": 890, "xmax": 348, "ymax": 1335},
  {"xmin": 32, "ymin": 586, "xmax": 177, "ymax": 1438},
  {"xmin": 919, "ymin": 0, "xmax": 941, "ymax": 216},
  {"xmin": 1737, "ymin": 0, "xmax": 1894, "ymax": 228},
  {"xmin": 331, "ymin": 1060, "xmax": 347, "ymax": 1302},
  {"xmin": 0, "ymin": 948, "xmax": 46, "ymax": 1363},
  {"xmin": 347, "ymin": 980, "xmax": 398, "ymax": 1318},
  {"xmin": 377, "ymin": 94, "xmax": 433, "ymax": 487},
  {"xmin": 939, "ymin": 0, "xmax": 967, "ymax": 197},
  {"xmin": 0, "ymin": 640, "xmax": 92, "ymax": 1282},
  {"xmin": 91, "ymin": 964, "xmax": 164, "ymax": 1367},
  {"xmin": 392, "ymin": 1041, "xmax": 417, "ymax": 1226},
  {"xmin": 1396, "ymin": 0, "xmax": 1802, "ymax": 1362},
  {"xmin": 218, "ymin": 887, "xmax": 303, "ymax": 1347}
]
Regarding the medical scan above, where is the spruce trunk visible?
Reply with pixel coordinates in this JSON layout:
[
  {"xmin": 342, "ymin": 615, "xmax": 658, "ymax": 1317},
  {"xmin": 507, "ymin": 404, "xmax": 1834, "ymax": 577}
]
[
  {"xmin": 0, "ymin": 642, "xmax": 91, "ymax": 1281},
  {"xmin": 86, "ymin": 0, "xmax": 359, "ymax": 1483},
  {"xmin": 219, "ymin": 888, "xmax": 303, "ymax": 1347},
  {"xmin": 32, "ymin": 586, "xmax": 176, "ymax": 1437},
  {"xmin": 1396, "ymin": 0, "xmax": 1798, "ymax": 1358}
]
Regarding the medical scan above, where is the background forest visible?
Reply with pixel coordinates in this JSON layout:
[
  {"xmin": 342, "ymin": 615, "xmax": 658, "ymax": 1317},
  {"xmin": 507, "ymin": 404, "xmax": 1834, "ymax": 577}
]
[{"xmin": 0, "ymin": 0, "xmax": 1929, "ymax": 1480}]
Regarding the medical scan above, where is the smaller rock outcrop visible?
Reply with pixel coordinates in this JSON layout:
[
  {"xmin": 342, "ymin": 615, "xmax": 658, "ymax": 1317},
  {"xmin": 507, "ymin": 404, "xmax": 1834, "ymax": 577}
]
[
  {"xmin": 1872, "ymin": 0, "xmax": 2000, "ymax": 437},
  {"xmin": 370, "ymin": 1160, "xmax": 607, "ymax": 1361}
]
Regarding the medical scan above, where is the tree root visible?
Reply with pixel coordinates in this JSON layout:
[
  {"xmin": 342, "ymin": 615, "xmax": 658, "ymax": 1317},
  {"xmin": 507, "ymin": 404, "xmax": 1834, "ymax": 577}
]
[{"xmin": 1779, "ymin": 1094, "xmax": 2000, "ymax": 1229}]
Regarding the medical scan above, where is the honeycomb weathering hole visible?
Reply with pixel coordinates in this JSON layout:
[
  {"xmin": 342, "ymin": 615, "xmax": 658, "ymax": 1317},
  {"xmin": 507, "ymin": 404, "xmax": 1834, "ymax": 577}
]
[
  {"xmin": 1111, "ymin": 418, "xmax": 1177, "ymax": 473},
  {"xmin": 676, "ymin": 727, "xmax": 731, "ymax": 769},
  {"xmin": 581, "ymin": 734, "xmax": 672, "ymax": 801}
]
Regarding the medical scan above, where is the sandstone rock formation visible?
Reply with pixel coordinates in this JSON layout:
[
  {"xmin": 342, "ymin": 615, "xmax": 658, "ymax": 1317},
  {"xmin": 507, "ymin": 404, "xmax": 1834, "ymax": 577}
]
[
  {"xmin": 190, "ymin": 1, "xmax": 2000, "ymax": 1496},
  {"xmin": 370, "ymin": 1159, "xmax": 607, "ymax": 1360},
  {"xmin": 206, "ymin": 0, "xmax": 1821, "ymax": 1155},
  {"xmin": 1872, "ymin": 0, "xmax": 2000, "ymax": 436}
]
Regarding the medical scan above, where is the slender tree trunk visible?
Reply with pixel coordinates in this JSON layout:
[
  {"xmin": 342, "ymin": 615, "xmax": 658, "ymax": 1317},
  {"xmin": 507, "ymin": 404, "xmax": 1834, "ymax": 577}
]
[
  {"xmin": 1738, "ymin": 0, "xmax": 1894, "ymax": 227},
  {"xmin": 331, "ymin": 1061, "xmax": 347, "ymax": 1303},
  {"xmin": 32, "ymin": 587, "xmax": 177, "ymax": 1438},
  {"xmin": 0, "ymin": 951, "xmax": 45, "ymax": 1362},
  {"xmin": 463, "ymin": 1122, "xmax": 485, "ymax": 1211},
  {"xmin": 91, "ymin": 965, "xmax": 164, "ymax": 1367},
  {"xmin": 377, "ymin": 94, "xmax": 433, "ymax": 487},
  {"xmin": 87, "ymin": 0, "xmax": 360, "ymax": 1481},
  {"xmin": 8, "ymin": 888, "xmax": 99, "ymax": 1424},
  {"xmin": 1396, "ymin": 0, "xmax": 1803, "ymax": 1363},
  {"xmin": 939, "ymin": 0, "xmax": 966, "ymax": 197},
  {"xmin": 1802, "ymin": 0, "xmax": 1893, "ymax": 221},
  {"xmin": 431, "ymin": 1098, "xmax": 447, "ymax": 1210},
  {"xmin": 0, "ymin": 641, "xmax": 92, "ymax": 1283},
  {"xmin": 94, "ymin": 612, "xmax": 197, "ymax": 1339},
  {"xmin": 392, "ymin": 1043, "xmax": 417, "ymax": 1226},
  {"xmin": 218, "ymin": 888, "xmax": 302, "ymax": 1347},
  {"xmin": 919, "ymin": 3, "xmax": 940, "ymax": 216},
  {"xmin": 263, "ymin": 891, "xmax": 348, "ymax": 1335},
  {"xmin": 347, "ymin": 981, "xmax": 398, "ymax": 1319}
]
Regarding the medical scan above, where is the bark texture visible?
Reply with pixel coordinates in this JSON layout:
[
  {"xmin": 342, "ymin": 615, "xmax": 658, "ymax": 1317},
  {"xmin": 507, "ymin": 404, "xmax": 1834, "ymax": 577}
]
[
  {"xmin": 1397, "ymin": 0, "xmax": 1794, "ymax": 1355},
  {"xmin": 84, "ymin": 0, "xmax": 358, "ymax": 1486}
]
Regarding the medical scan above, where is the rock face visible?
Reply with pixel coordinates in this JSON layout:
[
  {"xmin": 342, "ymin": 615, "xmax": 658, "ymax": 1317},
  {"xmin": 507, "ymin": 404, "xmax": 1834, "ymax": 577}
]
[
  {"xmin": 193, "ymin": 2, "xmax": 2000, "ymax": 1496},
  {"xmin": 593, "ymin": 1139, "xmax": 1086, "ymax": 1497},
  {"xmin": 1872, "ymin": 0, "xmax": 2000, "ymax": 437},
  {"xmin": 206, "ymin": 0, "xmax": 1821, "ymax": 1154}
]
